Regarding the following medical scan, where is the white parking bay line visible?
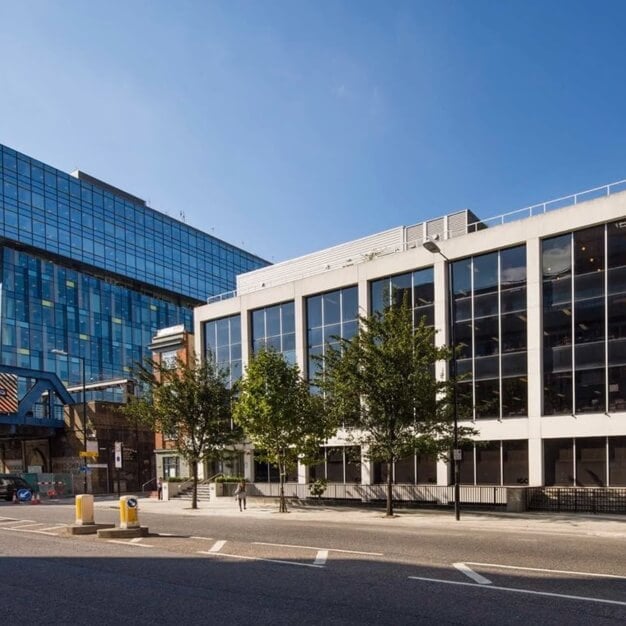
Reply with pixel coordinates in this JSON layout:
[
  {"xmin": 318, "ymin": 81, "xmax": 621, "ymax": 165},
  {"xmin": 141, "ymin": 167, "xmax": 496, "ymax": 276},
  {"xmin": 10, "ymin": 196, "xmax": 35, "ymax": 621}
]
[
  {"xmin": 407, "ymin": 576, "xmax": 626, "ymax": 608},
  {"xmin": 253, "ymin": 542, "xmax": 383, "ymax": 556},
  {"xmin": 108, "ymin": 540, "xmax": 155, "ymax": 548},
  {"xmin": 453, "ymin": 562, "xmax": 492, "ymax": 585},
  {"xmin": 464, "ymin": 562, "xmax": 626, "ymax": 581},
  {"xmin": 198, "ymin": 551, "xmax": 324, "ymax": 569},
  {"xmin": 191, "ymin": 536, "xmax": 214, "ymax": 541},
  {"xmin": 209, "ymin": 540, "xmax": 226, "ymax": 553},
  {"xmin": 37, "ymin": 524, "xmax": 68, "ymax": 532},
  {"xmin": 314, "ymin": 550, "xmax": 328, "ymax": 566}
]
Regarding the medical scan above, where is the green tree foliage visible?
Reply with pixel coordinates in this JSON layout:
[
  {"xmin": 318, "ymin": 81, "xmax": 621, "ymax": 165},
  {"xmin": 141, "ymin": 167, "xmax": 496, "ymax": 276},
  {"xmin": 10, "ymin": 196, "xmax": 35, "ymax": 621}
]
[
  {"xmin": 317, "ymin": 300, "xmax": 476, "ymax": 517},
  {"xmin": 124, "ymin": 356, "xmax": 238, "ymax": 510},
  {"xmin": 233, "ymin": 348, "xmax": 337, "ymax": 513}
]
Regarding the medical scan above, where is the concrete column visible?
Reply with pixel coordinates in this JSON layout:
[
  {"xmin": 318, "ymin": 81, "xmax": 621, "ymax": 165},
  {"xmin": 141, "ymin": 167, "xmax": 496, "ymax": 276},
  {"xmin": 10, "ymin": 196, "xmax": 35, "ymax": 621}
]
[
  {"xmin": 526, "ymin": 237, "xmax": 544, "ymax": 486},
  {"xmin": 360, "ymin": 445, "xmax": 373, "ymax": 485}
]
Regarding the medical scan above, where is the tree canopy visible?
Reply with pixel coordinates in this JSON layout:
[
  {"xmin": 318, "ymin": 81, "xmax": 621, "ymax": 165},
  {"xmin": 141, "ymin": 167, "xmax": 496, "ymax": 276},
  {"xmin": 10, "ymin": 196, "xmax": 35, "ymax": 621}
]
[
  {"xmin": 125, "ymin": 355, "xmax": 238, "ymax": 509},
  {"xmin": 316, "ymin": 300, "xmax": 475, "ymax": 516},
  {"xmin": 233, "ymin": 348, "xmax": 337, "ymax": 512}
]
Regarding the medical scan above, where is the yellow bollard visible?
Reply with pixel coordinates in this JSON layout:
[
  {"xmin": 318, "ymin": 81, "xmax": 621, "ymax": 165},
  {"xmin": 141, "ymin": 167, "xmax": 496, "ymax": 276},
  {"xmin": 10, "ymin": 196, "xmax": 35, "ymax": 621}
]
[
  {"xmin": 75, "ymin": 494, "xmax": 95, "ymax": 526},
  {"xmin": 119, "ymin": 495, "xmax": 140, "ymax": 529}
]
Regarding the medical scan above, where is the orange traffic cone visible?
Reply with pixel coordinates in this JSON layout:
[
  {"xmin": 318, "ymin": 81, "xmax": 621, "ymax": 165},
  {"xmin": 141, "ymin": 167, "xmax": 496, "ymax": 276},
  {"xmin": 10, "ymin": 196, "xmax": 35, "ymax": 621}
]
[{"xmin": 30, "ymin": 492, "xmax": 41, "ymax": 505}]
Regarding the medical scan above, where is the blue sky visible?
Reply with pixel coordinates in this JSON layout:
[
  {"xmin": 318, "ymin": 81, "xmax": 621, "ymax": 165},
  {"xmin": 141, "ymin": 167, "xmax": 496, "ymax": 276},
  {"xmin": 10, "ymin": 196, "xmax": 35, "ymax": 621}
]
[{"xmin": 2, "ymin": 1, "xmax": 626, "ymax": 263}]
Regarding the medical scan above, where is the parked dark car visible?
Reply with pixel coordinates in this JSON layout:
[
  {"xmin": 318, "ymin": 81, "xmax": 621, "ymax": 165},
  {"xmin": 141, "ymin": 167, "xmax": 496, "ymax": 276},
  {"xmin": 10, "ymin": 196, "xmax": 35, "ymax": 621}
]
[{"xmin": 0, "ymin": 474, "xmax": 33, "ymax": 501}]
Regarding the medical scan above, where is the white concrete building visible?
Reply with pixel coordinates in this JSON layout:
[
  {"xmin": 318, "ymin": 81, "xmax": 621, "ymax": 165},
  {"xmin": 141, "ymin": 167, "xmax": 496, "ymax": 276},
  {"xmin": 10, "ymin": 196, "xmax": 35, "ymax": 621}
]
[{"xmin": 194, "ymin": 182, "xmax": 626, "ymax": 490}]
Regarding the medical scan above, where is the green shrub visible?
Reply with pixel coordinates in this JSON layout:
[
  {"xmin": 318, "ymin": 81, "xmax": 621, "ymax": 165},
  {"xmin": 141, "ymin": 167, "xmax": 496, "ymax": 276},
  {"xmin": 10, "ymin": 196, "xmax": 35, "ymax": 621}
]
[
  {"xmin": 165, "ymin": 477, "xmax": 189, "ymax": 483},
  {"xmin": 308, "ymin": 478, "xmax": 327, "ymax": 499},
  {"xmin": 215, "ymin": 475, "xmax": 245, "ymax": 483}
]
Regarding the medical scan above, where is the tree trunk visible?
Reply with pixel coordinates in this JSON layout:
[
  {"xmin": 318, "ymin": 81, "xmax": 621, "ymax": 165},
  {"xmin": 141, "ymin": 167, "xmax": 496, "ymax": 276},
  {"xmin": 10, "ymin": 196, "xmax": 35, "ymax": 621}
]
[
  {"xmin": 192, "ymin": 460, "xmax": 198, "ymax": 510},
  {"xmin": 279, "ymin": 460, "xmax": 287, "ymax": 513},
  {"xmin": 386, "ymin": 460, "xmax": 393, "ymax": 517}
]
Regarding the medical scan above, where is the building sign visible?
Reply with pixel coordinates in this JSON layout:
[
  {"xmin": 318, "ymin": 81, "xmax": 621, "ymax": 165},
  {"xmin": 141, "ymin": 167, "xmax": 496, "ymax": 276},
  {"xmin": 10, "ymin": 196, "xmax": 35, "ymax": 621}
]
[{"xmin": 114, "ymin": 441, "xmax": 123, "ymax": 468}]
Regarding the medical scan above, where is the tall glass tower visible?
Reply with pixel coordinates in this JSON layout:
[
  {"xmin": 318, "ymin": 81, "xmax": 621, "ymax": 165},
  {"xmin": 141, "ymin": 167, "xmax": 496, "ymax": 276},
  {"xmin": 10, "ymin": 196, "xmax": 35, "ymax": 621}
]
[{"xmin": 0, "ymin": 144, "xmax": 268, "ymax": 405}]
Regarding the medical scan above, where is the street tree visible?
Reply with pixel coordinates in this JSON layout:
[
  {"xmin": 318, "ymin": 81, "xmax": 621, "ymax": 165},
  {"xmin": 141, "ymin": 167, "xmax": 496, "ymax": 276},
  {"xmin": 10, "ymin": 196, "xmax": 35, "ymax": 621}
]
[
  {"xmin": 124, "ymin": 355, "xmax": 238, "ymax": 510},
  {"xmin": 233, "ymin": 348, "xmax": 337, "ymax": 513},
  {"xmin": 316, "ymin": 300, "xmax": 475, "ymax": 517}
]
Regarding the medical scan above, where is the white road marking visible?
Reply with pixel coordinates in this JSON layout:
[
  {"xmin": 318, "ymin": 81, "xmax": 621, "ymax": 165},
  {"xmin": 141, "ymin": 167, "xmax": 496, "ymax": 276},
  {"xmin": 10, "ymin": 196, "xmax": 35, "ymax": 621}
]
[
  {"xmin": 191, "ymin": 536, "xmax": 214, "ymax": 541},
  {"xmin": 107, "ymin": 540, "xmax": 154, "ymax": 548},
  {"xmin": 408, "ymin": 575, "xmax": 626, "ymax": 607},
  {"xmin": 465, "ymin": 561, "xmax": 626, "ymax": 581},
  {"xmin": 209, "ymin": 540, "xmax": 226, "ymax": 553},
  {"xmin": 453, "ymin": 562, "xmax": 492, "ymax": 585},
  {"xmin": 253, "ymin": 541, "xmax": 383, "ymax": 556},
  {"xmin": 0, "ymin": 519, "xmax": 36, "ymax": 525},
  {"xmin": 314, "ymin": 550, "xmax": 328, "ymax": 566},
  {"xmin": 0, "ymin": 527, "xmax": 61, "ymax": 536},
  {"xmin": 36, "ymin": 524, "xmax": 68, "ymax": 532},
  {"xmin": 158, "ymin": 533, "xmax": 175, "ymax": 537},
  {"xmin": 198, "ymin": 551, "xmax": 324, "ymax": 569},
  {"xmin": 130, "ymin": 537, "xmax": 143, "ymax": 543}
]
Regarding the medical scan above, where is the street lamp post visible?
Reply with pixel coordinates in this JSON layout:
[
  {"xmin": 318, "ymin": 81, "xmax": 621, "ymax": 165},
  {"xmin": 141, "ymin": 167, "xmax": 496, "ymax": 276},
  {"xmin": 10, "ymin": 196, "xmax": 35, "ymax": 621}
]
[
  {"xmin": 51, "ymin": 349, "xmax": 88, "ymax": 493},
  {"xmin": 423, "ymin": 238, "xmax": 461, "ymax": 521}
]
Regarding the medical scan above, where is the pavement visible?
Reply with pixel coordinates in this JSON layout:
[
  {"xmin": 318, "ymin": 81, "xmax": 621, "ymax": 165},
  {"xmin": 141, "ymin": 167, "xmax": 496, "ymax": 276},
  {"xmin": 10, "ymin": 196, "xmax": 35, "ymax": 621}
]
[{"xmin": 91, "ymin": 494, "xmax": 626, "ymax": 538}]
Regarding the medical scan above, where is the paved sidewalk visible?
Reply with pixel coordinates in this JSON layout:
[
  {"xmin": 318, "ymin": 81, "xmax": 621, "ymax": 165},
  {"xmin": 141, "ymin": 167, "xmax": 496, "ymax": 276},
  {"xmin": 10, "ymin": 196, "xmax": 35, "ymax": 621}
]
[{"xmin": 92, "ymin": 494, "xmax": 626, "ymax": 538}]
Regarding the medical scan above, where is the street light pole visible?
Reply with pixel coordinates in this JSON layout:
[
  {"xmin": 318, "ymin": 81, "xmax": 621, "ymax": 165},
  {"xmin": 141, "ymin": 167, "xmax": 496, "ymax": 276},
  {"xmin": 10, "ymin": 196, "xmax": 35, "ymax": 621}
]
[
  {"xmin": 51, "ymin": 349, "xmax": 88, "ymax": 493},
  {"xmin": 423, "ymin": 238, "xmax": 461, "ymax": 521}
]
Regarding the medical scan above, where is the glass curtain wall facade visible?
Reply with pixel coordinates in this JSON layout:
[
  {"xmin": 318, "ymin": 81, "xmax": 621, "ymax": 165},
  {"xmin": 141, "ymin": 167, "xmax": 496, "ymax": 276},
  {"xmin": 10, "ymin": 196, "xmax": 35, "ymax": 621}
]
[
  {"xmin": 452, "ymin": 246, "xmax": 527, "ymax": 420},
  {"xmin": 203, "ymin": 315, "xmax": 242, "ymax": 387},
  {"xmin": 542, "ymin": 220, "xmax": 626, "ymax": 414},
  {"xmin": 250, "ymin": 301, "xmax": 296, "ymax": 363},
  {"xmin": 0, "ymin": 143, "xmax": 268, "ymax": 404},
  {"xmin": 1, "ymin": 247, "xmax": 192, "ymax": 400}
]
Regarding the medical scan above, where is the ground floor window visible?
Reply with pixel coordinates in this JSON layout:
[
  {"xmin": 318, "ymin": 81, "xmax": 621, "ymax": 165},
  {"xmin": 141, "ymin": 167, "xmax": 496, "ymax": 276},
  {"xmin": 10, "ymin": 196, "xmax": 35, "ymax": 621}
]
[
  {"xmin": 309, "ymin": 446, "xmax": 362, "ymax": 483},
  {"xmin": 162, "ymin": 456, "xmax": 180, "ymax": 479},
  {"xmin": 253, "ymin": 451, "xmax": 297, "ymax": 483},
  {"xmin": 544, "ymin": 436, "xmax": 626, "ymax": 486},
  {"xmin": 373, "ymin": 453, "xmax": 437, "ymax": 484},
  {"xmin": 457, "ymin": 440, "xmax": 528, "ymax": 485}
]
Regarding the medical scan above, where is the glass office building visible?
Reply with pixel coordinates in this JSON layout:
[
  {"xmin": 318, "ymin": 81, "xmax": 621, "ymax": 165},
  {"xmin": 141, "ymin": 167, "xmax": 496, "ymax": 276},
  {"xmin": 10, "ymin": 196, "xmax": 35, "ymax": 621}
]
[{"xmin": 0, "ymin": 143, "xmax": 268, "ymax": 406}]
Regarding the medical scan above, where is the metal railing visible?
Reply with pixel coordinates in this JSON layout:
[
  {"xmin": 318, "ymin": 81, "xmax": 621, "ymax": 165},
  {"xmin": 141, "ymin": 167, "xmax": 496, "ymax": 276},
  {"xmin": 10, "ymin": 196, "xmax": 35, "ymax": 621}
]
[
  {"xmin": 527, "ymin": 487, "xmax": 626, "ymax": 514},
  {"xmin": 463, "ymin": 178, "xmax": 626, "ymax": 236},
  {"xmin": 204, "ymin": 177, "xmax": 626, "ymax": 303},
  {"xmin": 142, "ymin": 477, "xmax": 158, "ymax": 492},
  {"xmin": 246, "ymin": 482, "xmax": 507, "ymax": 506}
]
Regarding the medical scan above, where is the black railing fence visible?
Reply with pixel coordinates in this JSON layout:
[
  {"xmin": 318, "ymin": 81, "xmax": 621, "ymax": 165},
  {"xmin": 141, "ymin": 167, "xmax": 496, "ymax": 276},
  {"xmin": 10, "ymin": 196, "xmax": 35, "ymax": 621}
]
[{"xmin": 527, "ymin": 487, "xmax": 626, "ymax": 514}]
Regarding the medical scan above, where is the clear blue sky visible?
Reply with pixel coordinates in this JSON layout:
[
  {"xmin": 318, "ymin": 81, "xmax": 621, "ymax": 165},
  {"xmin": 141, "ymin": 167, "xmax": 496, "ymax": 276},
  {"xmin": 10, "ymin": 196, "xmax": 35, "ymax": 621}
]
[{"xmin": 2, "ymin": 1, "xmax": 626, "ymax": 262}]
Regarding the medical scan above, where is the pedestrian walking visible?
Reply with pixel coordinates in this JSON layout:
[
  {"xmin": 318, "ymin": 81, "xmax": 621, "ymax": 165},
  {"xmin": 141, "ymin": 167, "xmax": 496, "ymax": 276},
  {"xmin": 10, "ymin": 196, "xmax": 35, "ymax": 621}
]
[
  {"xmin": 157, "ymin": 478, "xmax": 163, "ymax": 500},
  {"xmin": 234, "ymin": 480, "xmax": 247, "ymax": 511}
]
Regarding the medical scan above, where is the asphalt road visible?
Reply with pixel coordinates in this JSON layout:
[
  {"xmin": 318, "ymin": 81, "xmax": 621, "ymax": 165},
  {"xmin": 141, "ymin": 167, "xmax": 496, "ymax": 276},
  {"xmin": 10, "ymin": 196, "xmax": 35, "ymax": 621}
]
[{"xmin": 1, "ymin": 500, "xmax": 625, "ymax": 625}]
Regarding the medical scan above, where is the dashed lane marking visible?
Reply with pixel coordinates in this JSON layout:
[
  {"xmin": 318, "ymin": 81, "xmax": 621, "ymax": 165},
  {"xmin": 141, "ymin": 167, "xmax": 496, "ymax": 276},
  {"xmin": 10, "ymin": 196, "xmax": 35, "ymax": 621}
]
[
  {"xmin": 453, "ymin": 562, "xmax": 492, "ymax": 585},
  {"xmin": 198, "ymin": 550, "xmax": 325, "ymax": 569},
  {"xmin": 464, "ymin": 562, "xmax": 626, "ymax": 581},
  {"xmin": 407, "ymin": 575, "xmax": 626, "ymax": 607},
  {"xmin": 252, "ymin": 541, "xmax": 383, "ymax": 556},
  {"xmin": 191, "ymin": 536, "xmax": 214, "ymax": 541},
  {"xmin": 314, "ymin": 550, "xmax": 328, "ymax": 566},
  {"xmin": 208, "ymin": 540, "xmax": 226, "ymax": 553},
  {"xmin": 107, "ymin": 540, "xmax": 155, "ymax": 548}
]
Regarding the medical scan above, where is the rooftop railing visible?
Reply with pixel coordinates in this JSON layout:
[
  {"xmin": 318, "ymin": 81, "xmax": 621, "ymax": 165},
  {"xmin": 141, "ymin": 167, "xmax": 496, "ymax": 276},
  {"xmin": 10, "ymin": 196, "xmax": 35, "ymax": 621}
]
[{"xmin": 205, "ymin": 177, "xmax": 626, "ymax": 303}]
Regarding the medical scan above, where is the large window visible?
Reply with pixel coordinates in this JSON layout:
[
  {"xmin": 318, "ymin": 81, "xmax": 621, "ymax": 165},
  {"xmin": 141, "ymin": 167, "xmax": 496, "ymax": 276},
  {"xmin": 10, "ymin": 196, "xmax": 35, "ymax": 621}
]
[
  {"xmin": 309, "ymin": 446, "xmax": 362, "ymax": 483},
  {"xmin": 370, "ymin": 267, "xmax": 434, "ymax": 326},
  {"xmin": 542, "ymin": 220, "xmax": 626, "ymax": 414},
  {"xmin": 451, "ymin": 245, "xmax": 528, "ymax": 420},
  {"xmin": 250, "ymin": 302, "xmax": 296, "ymax": 364},
  {"xmin": 203, "ymin": 314, "xmax": 242, "ymax": 386},
  {"xmin": 306, "ymin": 286, "xmax": 358, "ymax": 382},
  {"xmin": 452, "ymin": 440, "xmax": 528, "ymax": 485},
  {"xmin": 544, "ymin": 436, "xmax": 626, "ymax": 486},
  {"xmin": 373, "ymin": 453, "xmax": 437, "ymax": 484}
]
